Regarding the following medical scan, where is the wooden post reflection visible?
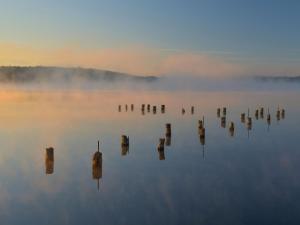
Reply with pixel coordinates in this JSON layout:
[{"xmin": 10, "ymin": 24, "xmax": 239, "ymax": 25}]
[
  {"xmin": 45, "ymin": 147, "xmax": 54, "ymax": 175},
  {"xmin": 281, "ymin": 109, "xmax": 285, "ymax": 119},
  {"xmin": 255, "ymin": 109, "xmax": 259, "ymax": 120}
]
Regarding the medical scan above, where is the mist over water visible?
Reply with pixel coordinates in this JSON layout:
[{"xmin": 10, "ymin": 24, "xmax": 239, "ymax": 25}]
[{"xmin": 0, "ymin": 67, "xmax": 300, "ymax": 225}]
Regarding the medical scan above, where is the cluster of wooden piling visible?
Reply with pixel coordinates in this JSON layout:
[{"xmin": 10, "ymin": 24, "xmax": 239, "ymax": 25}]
[
  {"xmin": 238, "ymin": 106, "xmax": 285, "ymax": 135},
  {"xmin": 181, "ymin": 106, "xmax": 196, "ymax": 115},
  {"xmin": 118, "ymin": 104, "xmax": 134, "ymax": 112},
  {"xmin": 44, "ymin": 105, "xmax": 286, "ymax": 189},
  {"xmin": 119, "ymin": 104, "xmax": 166, "ymax": 115}
]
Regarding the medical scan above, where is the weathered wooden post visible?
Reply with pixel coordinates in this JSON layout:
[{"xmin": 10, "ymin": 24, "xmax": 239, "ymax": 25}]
[
  {"xmin": 147, "ymin": 104, "xmax": 151, "ymax": 112},
  {"xmin": 153, "ymin": 105, "xmax": 157, "ymax": 114},
  {"xmin": 223, "ymin": 107, "xmax": 227, "ymax": 116},
  {"xmin": 182, "ymin": 108, "xmax": 185, "ymax": 114},
  {"xmin": 125, "ymin": 104, "xmax": 128, "ymax": 112},
  {"xmin": 161, "ymin": 105, "xmax": 166, "ymax": 113},
  {"xmin": 217, "ymin": 108, "xmax": 221, "ymax": 118},
  {"xmin": 247, "ymin": 117, "xmax": 252, "ymax": 130},
  {"xmin": 267, "ymin": 113, "xmax": 271, "ymax": 125},
  {"xmin": 92, "ymin": 141, "xmax": 103, "ymax": 190},
  {"xmin": 255, "ymin": 109, "xmax": 259, "ymax": 120},
  {"xmin": 199, "ymin": 116, "xmax": 205, "ymax": 139},
  {"xmin": 260, "ymin": 107, "xmax": 264, "ymax": 119},
  {"xmin": 131, "ymin": 104, "xmax": 134, "ymax": 111},
  {"xmin": 121, "ymin": 135, "xmax": 129, "ymax": 156},
  {"xmin": 191, "ymin": 106, "xmax": 194, "ymax": 114},
  {"xmin": 276, "ymin": 108, "xmax": 281, "ymax": 121},
  {"xmin": 45, "ymin": 147, "xmax": 54, "ymax": 174},
  {"xmin": 229, "ymin": 122, "xmax": 235, "ymax": 137},
  {"xmin": 166, "ymin": 123, "xmax": 172, "ymax": 136},
  {"xmin": 241, "ymin": 113, "xmax": 246, "ymax": 123},
  {"xmin": 118, "ymin": 105, "xmax": 121, "ymax": 112},
  {"xmin": 221, "ymin": 116, "xmax": 226, "ymax": 128},
  {"xmin": 165, "ymin": 123, "xmax": 171, "ymax": 146},
  {"xmin": 157, "ymin": 138, "xmax": 165, "ymax": 160}
]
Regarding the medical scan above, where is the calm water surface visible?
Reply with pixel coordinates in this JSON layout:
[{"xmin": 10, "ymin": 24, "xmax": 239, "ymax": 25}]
[{"xmin": 0, "ymin": 90, "xmax": 299, "ymax": 225}]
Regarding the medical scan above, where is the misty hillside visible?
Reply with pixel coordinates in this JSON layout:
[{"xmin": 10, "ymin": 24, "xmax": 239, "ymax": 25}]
[
  {"xmin": 0, "ymin": 66, "xmax": 157, "ymax": 83},
  {"xmin": 254, "ymin": 76, "xmax": 300, "ymax": 83}
]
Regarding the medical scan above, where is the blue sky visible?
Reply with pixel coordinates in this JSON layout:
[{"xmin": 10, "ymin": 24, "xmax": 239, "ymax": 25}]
[{"xmin": 1, "ymin": 0, "xmax": 300, "ymax": 75}]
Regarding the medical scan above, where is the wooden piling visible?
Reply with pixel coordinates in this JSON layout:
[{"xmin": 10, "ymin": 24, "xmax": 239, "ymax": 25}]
[
  {"xmin": 161, "ymin": 105, "xmax": 166, "ymax": 113},
  {"xmin": 221, "ymin": 116, "xmax": 226, "ymax": 128},
  {"xmin": 166, "ymin": 123, "xmax": 171, "ymax": 136},
  {"xmin": 276, "ymin": 108, "xmax": 281, "ymax": 121},
  {"xmin": 241, "ymin": 113, "xmax": 246, "ymax": 123},
  {"xmin": 153, "ymin": 105, "xmax": 157, "ymax": 114},
  {"xmin": 45, "ymin": 147, "xmax": 54, "ymax": 174},
  {"xmin": 247, "ymin": 117, "xmax": 252, "ymax": 130},
  {"xmin": 255, "ymin": 109, "xmax": 259, "ymax": 119},
  {"xmin": 217, "ymin": 108, "xmax": 221, "ymax": 117},
  {"xmin": 260, "ymin": 107, "xmax": 264, "ymax": 118},
  {"xmin": 229, "ymin": 122, "xmax": 234, "ymax": 137},
  {"xmin": 121, "ymin": 135, "xmax": 129, "ymax": 147},
  {"xmin": 92, "ymin": 142, "xmax": 102, "ymax": 190}
]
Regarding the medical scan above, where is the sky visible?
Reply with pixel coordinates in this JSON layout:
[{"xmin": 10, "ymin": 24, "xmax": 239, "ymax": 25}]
[{"xmin": 1, "ymin": 0, "xmax": 300, "ymax": 77}]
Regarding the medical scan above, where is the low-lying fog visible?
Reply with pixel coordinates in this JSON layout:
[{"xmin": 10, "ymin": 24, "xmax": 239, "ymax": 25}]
[{"xmin": 0, "ymin": 66, "xmax": 299, "ymax": 91}]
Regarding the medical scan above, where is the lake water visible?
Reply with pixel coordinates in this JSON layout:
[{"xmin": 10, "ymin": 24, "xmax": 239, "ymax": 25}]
[{"xmin": 0, "ymin": 89, "xmax": 299, "ymax": 225}]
